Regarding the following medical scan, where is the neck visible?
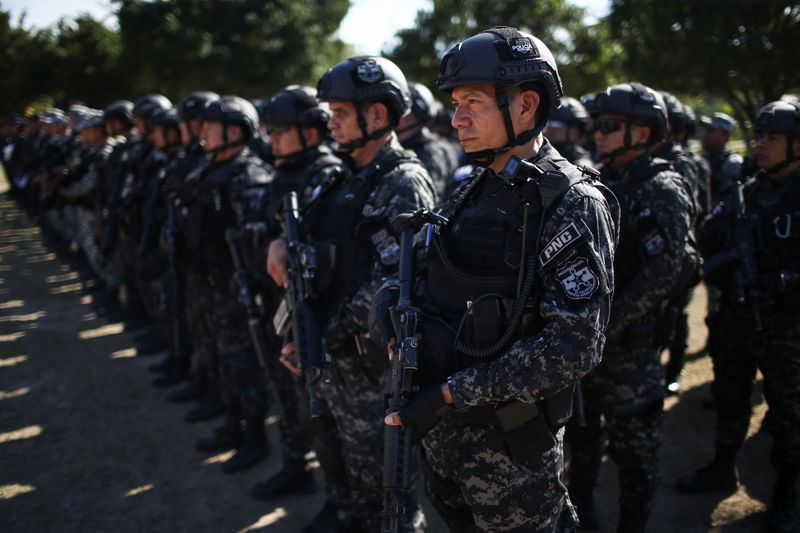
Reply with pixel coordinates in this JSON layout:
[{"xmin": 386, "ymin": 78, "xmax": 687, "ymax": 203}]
[
  {"xmin": 609, "ymin": 148, "xmax": 645, "ymax": 169},
  {"xmin": 211, "ymin": 145, "xmax": 244, "ymax": 162},
  {"xmin": 350, "ymin": 132, "xmax": 391, "ymax": 167},
  {"xmin": 768, "ymin": 160, "xmax": 800, "ymax": 181},
  {"xmin": 489, "ymin": 135, "xmax": 543, "ymax": 173}
]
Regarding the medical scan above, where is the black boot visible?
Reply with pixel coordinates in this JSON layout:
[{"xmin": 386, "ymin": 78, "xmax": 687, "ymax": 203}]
[
  {"xmin": 617, "ymin": 510, "xmax": 648, "ymax": 533},
  {"xmin": 152, "ymin": 357, "xmax": 189, "ymax": 387},
  {"xmin": 185, "ymin": 392, "xmax": 224, "ymax": 422},
  {"xmin": 167, "ymin": 381, "xmax": 203, "ymax": 403},
  {"xmin": 134, "ymin": 332, "xmax": 168, "ymax": 356},
  {"xmin": 570, "ymin": 485, "xmax": 599, "ymax": 531},
  {"xmin": 301, "ymin": 499, "xmax": 343, "ymax": 533},
  {"xmin": 222, "ymin": 416, "xmax": 269, "ymax": 474},
  {"xmin": 767, "ymin": 471, "xmax": 799, "ymax": 533},
  {"xmin": 675, "ymin": 448, "xmax": 738, "ymax": 494},
  {"xmin": 251, "ymin": 465, "xmax": 317, "ymax": 500},
  {"xmin": 195, "ymin": 416, "xmax": 242, "ymax": 453}
]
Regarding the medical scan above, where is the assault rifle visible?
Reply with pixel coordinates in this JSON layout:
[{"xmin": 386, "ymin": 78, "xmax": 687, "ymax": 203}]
[
  {"xmin": 164, "ymin": 193, "xmax": 187, "ymax": 362},
  {"xmin": 382, "ymin": 208, "xmax": 448, "ymax": 533},
  {"xmin": 281, "ymin": 191, "xmax": 329, "ymax": 418},
  {"xmin": 225, "ymin": 225, "xmax": 271, "ymax": 369},
  {"xmin": 702, "ymin": 182, "xmax": 762, "ymax": 331}
]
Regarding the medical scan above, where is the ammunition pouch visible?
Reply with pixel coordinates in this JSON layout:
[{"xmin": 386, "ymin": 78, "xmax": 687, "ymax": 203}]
[{"xmin": 450, "ymin": 385, "xmax": 574, "ymax": 465}]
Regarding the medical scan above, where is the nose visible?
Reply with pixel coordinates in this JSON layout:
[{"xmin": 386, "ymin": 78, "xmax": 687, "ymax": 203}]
[{"xmin": 451, "ymin": 106, "xmax": 470, "ymax": 129}]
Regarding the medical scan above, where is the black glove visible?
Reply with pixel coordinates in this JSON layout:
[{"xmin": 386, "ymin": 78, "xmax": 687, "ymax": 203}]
[
  {"xmin": 368, "ymin": 280, "xmax": 400, "ymax": 346},
  {"xmin": 398, "ymin": 383, "xmax": 449, "ymax": 439}
]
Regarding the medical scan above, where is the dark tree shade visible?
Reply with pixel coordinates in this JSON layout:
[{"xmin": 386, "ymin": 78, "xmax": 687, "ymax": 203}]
[{"xmin": 608, "ymin": 0, "xmax": 800, "ymax": 134}]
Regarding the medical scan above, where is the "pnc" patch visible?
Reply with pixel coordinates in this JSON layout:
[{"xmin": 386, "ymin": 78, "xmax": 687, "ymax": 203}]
[{"xmin": 539, "ymin": 223, "xmax": 580, "ymax": 269}]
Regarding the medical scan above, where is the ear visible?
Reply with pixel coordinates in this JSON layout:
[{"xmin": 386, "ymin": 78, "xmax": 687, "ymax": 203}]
[
  {"xmin": 227, "ymin": 124, "xmax": 244, "ymax": 143},
  {"xmin": 633, "ymin": 124, "xmax": 651, "ymax": 145},
  {"xmin": 517, "ymin": 90, "xmax": 541, "ymax": 127},
  {"xmin": 367, "ymin": 101, "xmax": 390, "ymax": 130},
  {"xmin": 302, "ymin": 126, "xmax": 320, "ymax": 146}
]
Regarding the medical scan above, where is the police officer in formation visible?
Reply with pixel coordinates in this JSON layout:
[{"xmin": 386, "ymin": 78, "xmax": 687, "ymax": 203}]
[
  {"xmin": 4, "ymin": 21, "xmax": 798, "ymax": 533},
  {"xmin": 379, "ymin": 27, "xmax": 618, "ymax": 531},
  {"xmin": 677, "ymin": 100, "xmax": 800, "ymax": 533},
  {"xmin": 566, "ymin": 82, "xmax": 695, "ymax": 532}
]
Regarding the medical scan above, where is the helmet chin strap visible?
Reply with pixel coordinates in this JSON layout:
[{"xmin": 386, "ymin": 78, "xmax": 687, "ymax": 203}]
[
  {"xmin": 336, "ymin": 104, "xmax": 394, "ymax": 153},
  {"xmin": 464, "ymin": 85, "xmax": 546, "ymax": 168},
  {"xmin": 204, "ymin": 123, "xmax": 247, "ymax": 160},
  {"xmin": 597, "ymin": 120, "xmax": 651, "ymax": 167}
]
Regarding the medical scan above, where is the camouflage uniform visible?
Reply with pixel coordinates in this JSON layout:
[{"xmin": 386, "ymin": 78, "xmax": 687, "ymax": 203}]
[
  {"xmin": 400, "ymin": 126, "xmax": 460, "ymax": 200},
  {"xmin": 182, "ymin": 147, "xmax": 274, "ymax": 428},
  {"xmin": 304, "ymin": 135, "xmax": 435, "ymax": 530},
  {"xmin": 60, "ymin": 137, "xmax": 121, "ymax": 289},
  {"xmin": 412, "ymin": 141, "xmax": 618, "ymax": 532},
  {"xmin": 698, "ymin": 169, "xmax": 800, "ymax": 499},
  {"xmin": 567, "ymin": 152, "xmax": 694, "ymax": 531},
  {"xmin": 704, "ymin": 147, "xmax": 743, "ymax": 207},
  {"xmin": 552, "ymin": 141, "xmax": 594, "ymax": 169}
]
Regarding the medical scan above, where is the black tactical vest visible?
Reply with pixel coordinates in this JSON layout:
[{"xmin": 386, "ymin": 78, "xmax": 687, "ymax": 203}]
[{"xmin": 420, "ymin": 150, "xmax": 604, "ymax": 382}]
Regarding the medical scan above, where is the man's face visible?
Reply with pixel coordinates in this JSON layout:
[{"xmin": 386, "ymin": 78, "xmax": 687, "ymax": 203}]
[
  {"xmin": 592, "ymin": 113, "xmax": 628, "ymax": 155},
  {"xmin": 179, "ymin": 121, "xmax": 193, "ymax": 145},
  {"xmin": 702, "ymin": 127, "xmax": 728, "ymax": 151},
  {"xmin": 327, "ymin": 101, "xmax": 362, "ymax": 147},
  {"xmin": 152, "ymin": 125, "xmax": 168, "ymax": 149},
  {"xmin": 544, "ymin": 121, "xmax": 577, "ymax": 145},
  {"xmin": 755, "ymin": 130, "xmax": 794, "ymax": 171},
  {"xmin": 450, "ymin": 83, "xmax": 509, "ymax": 154},
  {"xmin": 268, "ymin": 124, "xmax": 303, "ymax": 158},
  {"xmin": 200, "ymin": 121, "xmax": 225, "ymax": 152}
]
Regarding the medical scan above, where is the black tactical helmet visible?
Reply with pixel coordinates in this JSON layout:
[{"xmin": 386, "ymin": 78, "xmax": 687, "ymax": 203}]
[
  {"xmin": 408, "ymin": 82, "xmax": 442, "ymax": 124},
  {"xmin": 591, "ymin": 82, "xmax": 668, "ymax": 144},
  {"xmin": 151, "ymin": 107, "xmax": 180, "ymax": 130},
  {"xmin": 178, "ymin": 91, "xmax": 219, "ymax": 121},
  {"xmin": 756, "ymin": 100, "xmax": 800, "ymax": 172},
  {"xmin": 756, "ymin": 100, "xmax": 800, "ymax": 137},
  {"xmin": 261, "ymin": 85, "xmax": 330, "ymax": 128},
  {"xmin": 437, "ymin": 26, "xmax": 562, "ymax": 107},
  {"xmin": 317, "ymin": 56, "xmax": 410, "ymax": 151},
  {"xmin": 202, "ymin": 95, "xmax": 259, "ymax": 139},
  {"xmin": 317, "ymin": 56, "xmax": 410, "ymax": 119},
  {"xmin": 550, "ymin": 96, "xmax": 589, "ymax": 127},
  {"xmin": 436, "ymin": 26, "xmax": 563, "ymax": 164},
  {"xmin": 103, "ymin": 100, "xmax": 135, "ymax": 127},
  {"xmin": 133, "ymin": 94, "xmax": 173, "ymax": 120},
  {"xmin": 659, "ymin": 91, "xmax": 689, "ymax": 137}
]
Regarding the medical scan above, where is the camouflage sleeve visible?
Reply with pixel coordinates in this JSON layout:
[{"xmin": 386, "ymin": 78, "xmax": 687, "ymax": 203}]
[
  {"xmin": 448, "ymin": 186, "xmax": 617, "ymax": 406},
  {"xmin": 606, "ymin": 172, "xmax": 693, "ymax": 336},
  {"xmin": 325, "ymin": 167, "xmax": 436, "ymax": 344},
  {"xmin": 62, "ymin": 164, "xmax": 99, "ymax": 199}
]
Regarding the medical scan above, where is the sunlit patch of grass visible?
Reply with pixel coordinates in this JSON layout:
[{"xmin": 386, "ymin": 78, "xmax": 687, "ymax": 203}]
[
  {"xmin": 0, "ymin": 424, "xmax": 43, "ymax": 443},
  {"xmin": 79, "ymin": 323, "xmax": 123, "ymax": 339},
  {"xmin": 238, "ymin": 508, "xmax": 287, "ymax": 532},
  {"xmin": 0, "ymin": 332, "xmax": 26, "ymax": 342},
  {"xmin": 0, "ymin": 355, "xmax": 29, "ymax": 367},
  {"xmin": 0, "ymin": 387, "xmax": 30, "ymax": 400},
  {"xmin": 0, "ymin": 300, "xmax": 25, "ymax": 309},
  {"xmin": 124, "ymin": 484, "xmax": 154, "ymax": 497},
  {"xmin": 0, "ymin": 484, "xmax": 36, "ymax": 500},
  {"xmin": 201, "ymin": 451, "xmax": 235, "ymax": 465},
  {"xmin": 0, "ymin": 310, "xmax": 46, "ymax": 323},
  {"xmin": 111, "ymin": 348, "xmax": 137, "ymax": 359},
  {"xmin": 26, "ymin": 253, "xmax": 56, "ymax": 263},
  {"xmin": 51, "ymin": 282, "xmax": 82, "ymax": 295},
  {"xmin": 46, "ymin": 272, "xmax": 79, "ymax": 283}
]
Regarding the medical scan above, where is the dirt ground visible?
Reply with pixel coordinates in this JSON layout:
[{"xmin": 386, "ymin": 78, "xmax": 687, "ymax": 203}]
[{"xmin": 0, "ymin": 189, "xmax": 773, "ymax": 533}]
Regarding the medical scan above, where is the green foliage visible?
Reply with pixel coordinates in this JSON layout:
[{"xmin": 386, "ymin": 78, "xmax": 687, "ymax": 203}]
[
  {"xmin": 385, "ymin": 0, "xmax": 624, "ymax": 101},
  {"xmin": 114, "ymin": 0, "xmax": 351, "ymax": 101},
  {"xmin": 608, "ymin": 0, "xmax": 800, "ymax": 135}
]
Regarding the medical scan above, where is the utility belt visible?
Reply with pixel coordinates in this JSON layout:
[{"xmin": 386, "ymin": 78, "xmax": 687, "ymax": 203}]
[{"xmin": 448, "ymin": 386, "xmax": 574, "ymax": 464}]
